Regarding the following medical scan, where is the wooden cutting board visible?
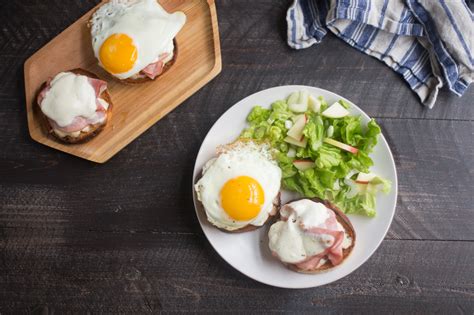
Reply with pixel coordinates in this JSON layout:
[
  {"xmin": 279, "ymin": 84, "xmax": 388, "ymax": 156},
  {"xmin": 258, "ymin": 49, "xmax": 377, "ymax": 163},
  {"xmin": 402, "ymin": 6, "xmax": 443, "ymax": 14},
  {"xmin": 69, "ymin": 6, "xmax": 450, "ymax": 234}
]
[{"xmin": 24, "ymin": 0, "xmax": 221, "ymax": 163}]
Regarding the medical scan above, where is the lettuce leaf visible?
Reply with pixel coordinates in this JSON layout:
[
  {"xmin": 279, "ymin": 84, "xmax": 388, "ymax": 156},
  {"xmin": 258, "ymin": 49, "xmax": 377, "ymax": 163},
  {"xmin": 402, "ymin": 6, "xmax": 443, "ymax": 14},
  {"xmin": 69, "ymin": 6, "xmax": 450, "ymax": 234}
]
[
  {"xmin": 247, "ymin": 106, "xmax": 270, "ymax": 123},
  {"xmin": 303, "ymin": 114, "xmax": 324, "ymax": 151},
  {"xmin": 333, "ymin": 175, "xmax": 391, "ymax": 217}
]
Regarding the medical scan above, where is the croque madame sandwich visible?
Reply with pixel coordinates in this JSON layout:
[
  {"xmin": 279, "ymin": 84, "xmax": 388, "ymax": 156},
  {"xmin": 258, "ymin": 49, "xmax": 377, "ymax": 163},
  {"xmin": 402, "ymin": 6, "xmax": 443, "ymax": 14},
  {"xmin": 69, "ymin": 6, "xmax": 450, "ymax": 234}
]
[
  {"xmin": 268, "ymin": 198, "xmax": 355, "ymax": 273},
  {"xmin": 37, "ymin": 69, "xmax": 112, "ymax": 143},
  {"xmin": 89, "ymin": 0, "xmax": 186, "ymax": 83},
  {"xmin": 194, "ymin": 140, "xmax": 282, "ymax": 233}
]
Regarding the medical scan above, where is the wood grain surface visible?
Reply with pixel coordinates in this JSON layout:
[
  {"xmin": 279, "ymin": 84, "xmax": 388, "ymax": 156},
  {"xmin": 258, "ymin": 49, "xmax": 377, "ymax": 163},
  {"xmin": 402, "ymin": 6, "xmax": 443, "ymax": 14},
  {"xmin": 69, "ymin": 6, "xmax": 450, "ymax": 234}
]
[{"xmin": 1, "ymin": 0, "xmax": 473, "ymax": 313}]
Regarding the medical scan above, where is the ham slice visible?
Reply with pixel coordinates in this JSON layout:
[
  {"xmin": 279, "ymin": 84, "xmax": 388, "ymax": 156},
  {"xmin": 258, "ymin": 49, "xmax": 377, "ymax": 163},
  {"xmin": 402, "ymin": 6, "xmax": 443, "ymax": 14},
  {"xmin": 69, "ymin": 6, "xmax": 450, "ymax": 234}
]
[
  {"xmin": 140, "ymin": 53, "xmax": 170, "ymax": 79},
  {"xmin": 283, "ymin": 202, "xmax": 347, "ymax": 270},
  {"xmin": 88, "ymin": 77, "xmax": 107, "ymax": 96},
  {"xmin": 88, "ymin": 77, "xmax": 108, "ymax": 110},
  {"xmin": 48, "ymin": 111, "xmax": 106, "ymax": 133},
  {"xmin": 37, "ymin": 74, "xmax": 108, "ymax": 133},
  {"xmin": 304, "ymin": 227, "xmax": 345, "ymax": 266},
  {"xmin": 294, "ymin": 252, "xmax": 327, "ymax": 270}
]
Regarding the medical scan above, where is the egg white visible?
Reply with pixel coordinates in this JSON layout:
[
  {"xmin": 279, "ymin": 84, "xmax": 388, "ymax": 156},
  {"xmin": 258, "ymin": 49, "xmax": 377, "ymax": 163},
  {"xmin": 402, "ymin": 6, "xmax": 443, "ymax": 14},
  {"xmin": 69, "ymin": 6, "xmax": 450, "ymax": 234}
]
[
  {"xmin": 90, "ymin": 0, "xmax": 186, "ymax": 79},
  {"xmin": 195, "ymin": 142, "xmax": 282, "ymax": 231}
]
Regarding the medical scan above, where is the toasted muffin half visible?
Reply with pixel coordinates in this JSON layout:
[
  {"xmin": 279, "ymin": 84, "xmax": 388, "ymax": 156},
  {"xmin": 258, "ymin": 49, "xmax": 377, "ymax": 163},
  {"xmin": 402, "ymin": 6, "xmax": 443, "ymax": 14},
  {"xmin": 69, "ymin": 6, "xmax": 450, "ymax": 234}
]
[{"xmin": 37, "ymin": 68, "xmax": 113, "ymax": 144}]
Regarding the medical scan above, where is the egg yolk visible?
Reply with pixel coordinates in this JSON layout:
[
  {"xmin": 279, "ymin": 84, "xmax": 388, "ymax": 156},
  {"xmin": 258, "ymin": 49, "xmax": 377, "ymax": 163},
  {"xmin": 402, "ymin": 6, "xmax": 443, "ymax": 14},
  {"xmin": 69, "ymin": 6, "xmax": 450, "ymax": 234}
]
[
  {"xmin": 220, "ymin": 176, "xmax": 265, "ymax": 221},
  {"xmin": 99, "ymin": 33, "xmax": 137, "ymax": 74}
]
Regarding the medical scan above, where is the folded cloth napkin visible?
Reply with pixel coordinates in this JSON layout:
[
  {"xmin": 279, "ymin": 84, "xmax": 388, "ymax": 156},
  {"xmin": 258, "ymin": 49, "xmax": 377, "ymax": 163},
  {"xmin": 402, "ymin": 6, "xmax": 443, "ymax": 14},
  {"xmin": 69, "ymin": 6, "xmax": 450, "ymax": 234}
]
[{"xmin": 287, "ymin": 0, "xmax": 474, "ymax": 108}]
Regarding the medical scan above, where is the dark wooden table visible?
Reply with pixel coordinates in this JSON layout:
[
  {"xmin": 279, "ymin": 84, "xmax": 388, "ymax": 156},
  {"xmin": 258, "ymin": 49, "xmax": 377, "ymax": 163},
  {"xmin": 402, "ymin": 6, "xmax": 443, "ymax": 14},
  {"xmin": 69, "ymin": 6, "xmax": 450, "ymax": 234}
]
[{"xmin": 1, "ymin": 0, "xmax": 473, "ymax": 313}]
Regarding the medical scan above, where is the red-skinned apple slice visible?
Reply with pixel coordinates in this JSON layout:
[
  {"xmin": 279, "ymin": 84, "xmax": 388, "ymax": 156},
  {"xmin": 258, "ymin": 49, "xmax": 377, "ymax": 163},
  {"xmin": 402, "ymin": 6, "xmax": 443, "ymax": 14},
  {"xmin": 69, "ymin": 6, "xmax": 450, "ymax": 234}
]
[
  {"xmin": 284, "ymin": 136, "xmax": 307, "ymax": 148},
  {"xmin": 355, "ymin": 172, "xmax": 376, "ymax": 184},
  {"xmin": 293, "ymin": 159, "xmax": 315, "ymax": 171},
  {"xmin": 287, "ymin": 114, "xmax": 307, "ymax": 140},
  {"xmin": 323, "ymin": 138, "xmax": 358, "ymax": 154}
]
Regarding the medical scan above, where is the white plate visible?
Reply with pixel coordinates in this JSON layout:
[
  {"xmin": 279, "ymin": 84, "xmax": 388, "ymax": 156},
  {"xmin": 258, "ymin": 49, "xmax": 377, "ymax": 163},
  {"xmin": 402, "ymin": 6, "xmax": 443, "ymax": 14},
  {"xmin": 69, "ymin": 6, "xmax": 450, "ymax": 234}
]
[{"xmin": 192, "ymin": 85, "xmax": 398, "ymax": 289}]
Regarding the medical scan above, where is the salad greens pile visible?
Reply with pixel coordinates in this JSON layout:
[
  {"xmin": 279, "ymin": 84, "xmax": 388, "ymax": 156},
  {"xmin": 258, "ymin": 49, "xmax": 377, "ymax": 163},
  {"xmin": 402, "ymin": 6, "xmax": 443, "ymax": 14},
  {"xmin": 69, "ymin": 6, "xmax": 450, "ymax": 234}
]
[{"xmin": 240, "ymin": 91, "xmax": 390, "ymax": 217}]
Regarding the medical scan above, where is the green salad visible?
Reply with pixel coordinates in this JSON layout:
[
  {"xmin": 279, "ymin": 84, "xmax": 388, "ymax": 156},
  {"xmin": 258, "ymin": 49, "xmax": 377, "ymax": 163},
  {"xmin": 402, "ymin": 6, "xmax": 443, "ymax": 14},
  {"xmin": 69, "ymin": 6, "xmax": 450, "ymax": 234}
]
[{"xmin": 240, "ymin": 91, "xmax": 390, "ymax": 217}]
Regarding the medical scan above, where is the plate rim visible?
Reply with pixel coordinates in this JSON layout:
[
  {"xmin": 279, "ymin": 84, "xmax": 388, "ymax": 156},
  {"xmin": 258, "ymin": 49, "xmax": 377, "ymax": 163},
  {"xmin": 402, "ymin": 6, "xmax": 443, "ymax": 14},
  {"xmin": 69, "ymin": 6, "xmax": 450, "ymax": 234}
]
[{"xmin": 192, "ymin": 85, "xmax": 398, "ymax": 289}]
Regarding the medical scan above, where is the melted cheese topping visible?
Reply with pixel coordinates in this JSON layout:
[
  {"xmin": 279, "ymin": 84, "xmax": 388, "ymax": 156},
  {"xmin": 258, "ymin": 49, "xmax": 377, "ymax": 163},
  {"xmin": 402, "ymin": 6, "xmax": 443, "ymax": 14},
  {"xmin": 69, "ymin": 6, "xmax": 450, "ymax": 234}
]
[
  {"xmin": 40, "ymin": 72, "xmax": 98, "ymax": 127},
  {"xmin": 268, "ymin": 200, "xmax": 352, "ymax": 264}
]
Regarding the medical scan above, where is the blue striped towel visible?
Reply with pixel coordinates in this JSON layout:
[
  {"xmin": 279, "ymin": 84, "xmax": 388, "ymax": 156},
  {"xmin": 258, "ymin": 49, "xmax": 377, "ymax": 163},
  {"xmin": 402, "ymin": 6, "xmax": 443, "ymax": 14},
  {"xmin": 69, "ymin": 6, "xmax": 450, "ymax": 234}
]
[{"xmin": 287, "ymin": 0, "xmax": 473, "ymax": 108}]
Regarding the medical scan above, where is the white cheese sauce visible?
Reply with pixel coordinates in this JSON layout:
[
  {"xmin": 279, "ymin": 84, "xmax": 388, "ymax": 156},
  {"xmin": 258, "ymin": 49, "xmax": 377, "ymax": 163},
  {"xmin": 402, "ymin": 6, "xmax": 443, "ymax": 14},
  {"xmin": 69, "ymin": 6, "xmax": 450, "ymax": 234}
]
[
  {"xmin": 40, "ymin": 72, "xmax": 98, "ymax": 127},
  {"xmin": 269, "ymin": 199, "xmax": 351, "ymax": 264}
]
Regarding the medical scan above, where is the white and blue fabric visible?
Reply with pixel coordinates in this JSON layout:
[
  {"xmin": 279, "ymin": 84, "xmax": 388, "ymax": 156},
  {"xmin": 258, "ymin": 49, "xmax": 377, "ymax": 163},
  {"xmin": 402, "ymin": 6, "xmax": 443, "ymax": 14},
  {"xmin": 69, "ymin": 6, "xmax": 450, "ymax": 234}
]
[{"xmin": 287, "ymin": 0, "xmax": 473, "ymax": 108}]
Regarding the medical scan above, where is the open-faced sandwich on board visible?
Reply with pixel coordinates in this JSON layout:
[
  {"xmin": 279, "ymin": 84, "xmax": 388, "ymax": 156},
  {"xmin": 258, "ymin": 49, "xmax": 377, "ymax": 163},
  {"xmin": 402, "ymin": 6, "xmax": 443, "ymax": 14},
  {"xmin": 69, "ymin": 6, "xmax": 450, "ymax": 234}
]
[
  {"xmin": 268, "ymin": 198, "xmax": 355, "ymax": 273},
  {"xmin": 37, "ymin": 69, "xmax": 112, "ymax": 144},
  {"xmin": 194, "ymin": 140, "xmax": 282, "ymax": 233},
  {"xmin": 89, "ymin": 0, "xmax": 186, "ymax": 83}
]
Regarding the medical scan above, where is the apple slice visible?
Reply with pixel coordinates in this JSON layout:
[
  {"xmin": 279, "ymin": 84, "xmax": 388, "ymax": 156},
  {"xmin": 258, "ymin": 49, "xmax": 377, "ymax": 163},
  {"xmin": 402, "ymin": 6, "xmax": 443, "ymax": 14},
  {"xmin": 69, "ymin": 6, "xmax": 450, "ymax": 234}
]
[
  {"xmin": 322, "ymin": 102, "xmax": 350, "ymax": 118},
  {"xmin": 284, "ymin": 136, "xmax": 307, "ymax": 148},
  {"xmin": 326, "ymin": 125, "xmax": 334, "ymax": 137},
  {"xmin": 287, "ymin": 92, "xmax": 300, "ymax": 106},
  {"xmin": 287, "ymin": 147, "xmax": 296, "ymax": 158},
  {"xmin": 293, "ymin": 159, "xmax": 315, "ymax": 171},
  {"xmin": 289, "ymin": 103, "xmax": 308, "ymax": 113},
  {"xmin": 323, "ymin": 138, "xmax": 358, "ymax": 154},
  {"xmin": 355, "ymin": 172, "xmax": 376, "ymax": 184},
  {"xmin": 298, "ymin": 91, "xmax": 309, "ymax": 107},
  {"xmin": 287, "ymin": 114, "xmax": 307, "ymax": 140},
  {"xmin": 308, "ymin": 95, "xmax": 321, "ymax": 112},
  {"xmin": 288, "ymin": 91, "xmax": 309, "ymax": 113},
  {"xmin": 355, "ymin": 183, "xmax": 368, "ymax": 194}
]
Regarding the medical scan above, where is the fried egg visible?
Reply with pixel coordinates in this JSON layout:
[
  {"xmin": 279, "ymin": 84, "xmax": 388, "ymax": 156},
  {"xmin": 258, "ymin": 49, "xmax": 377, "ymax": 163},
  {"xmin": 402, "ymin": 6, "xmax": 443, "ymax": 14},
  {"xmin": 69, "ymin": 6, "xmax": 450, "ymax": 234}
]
[
  {"xmin": 90, "ymin": 0, "xmax": 186, "ymax": 79},
  {"xmin": 195, "ymin": 141, "xmax": 282, "ymax": 231}
]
